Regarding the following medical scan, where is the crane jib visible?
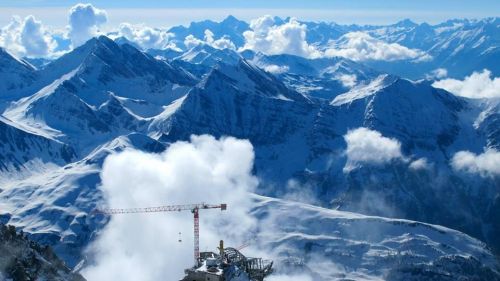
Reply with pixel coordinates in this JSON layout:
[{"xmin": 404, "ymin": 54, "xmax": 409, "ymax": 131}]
[
  {"xmin": 93, "ymin": 202, "xmax": 227, "ymax": 266},
  {"xmin": 95, "ymin": 203, "xmax": 227, "ymax": 215}
]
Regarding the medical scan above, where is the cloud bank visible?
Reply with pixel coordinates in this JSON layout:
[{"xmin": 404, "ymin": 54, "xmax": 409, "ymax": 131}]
[
  {"xmin": 0, "ymin": 15, "xmax": 56, "ymax": 57},
  {"xmin": 242, "ymin": 15, "xmax": 321, "ymax": 58},
  {"xmin": 184, "ymin": 29, "xmax": 236, "ymax": 50},
  {"xmin": 343, "ymin": 127, "xmax": 403, "ymax": 171},
  {"xmin": 241, "ymin": 19, "xmax": 430, "ymax": 61},
  {"xmin": 451, "ymin": 149, "xmax": 500, "ymax": 177},
  {"xmin": 324, "ymin": 31, "xmax": 431, "ymax": 62},
  {"xmin": 118, "ymin": 23, "xmax": 176, "ymax": 50},
  {"xmin": 426, "ymin": 68, "xmax": 448, "ymax": 79},
  {"xmin": 433, "ymin": 69, "xmax": 500, "ymax": 99},
  {"xmin": 0, "ymin": 10, "xmax": 434, "ymax": 63},
  {"xmin": 68, "ymin": 3, "xmax": 107, "ymax": 47},
  {"xmin": 83, "ymin": 135, "xmax": 258, "ymax": 281}
]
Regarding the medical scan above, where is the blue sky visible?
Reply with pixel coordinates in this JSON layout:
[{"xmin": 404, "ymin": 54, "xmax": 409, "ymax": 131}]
[
  {"xmin": 0, "ymin": 0, "xmax": 498, "ymax": 10},
  {"xmin": 0, "ymin": 0, "xmax": 499, "ymax": 28}
]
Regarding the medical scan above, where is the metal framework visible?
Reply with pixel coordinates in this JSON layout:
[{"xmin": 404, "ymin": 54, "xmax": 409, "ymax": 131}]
[
  {"xmin": 95, "ymin": 203, "xmax": 227, "ymax": 265},
  {"xmin": 223, "ymin": 247, "xmax": 274, "ymax": 281}
]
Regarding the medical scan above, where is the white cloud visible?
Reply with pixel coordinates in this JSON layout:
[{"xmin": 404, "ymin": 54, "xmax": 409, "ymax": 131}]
[
  {"xmin": 409, "ymin": 157, "xmax": 432, "ymax": 170},
  {"xmin": 82, "ymin": 135, "xmax": 258, "ymax": 281},
  {"xmin": 68, "ymin": 3, "xmax": 107, "ymax": 47},
  {"xmin": 184, "ymin": 29, "xmax": 236, "ymax": 50},
  {"xmin": 0, "ymin": 15, "xmax": 56, "ymax": 58},
  {"xmin": 433, "ymin": 69, "xmax": 500, "ymax": 99},
  {"xmin": 21, "ymin": 15, "xmax": 56, "ymax": 57},
  {"xmin": 184, "ymin": 34, "xmax": 204, "ymax": 49},
  {"xmin": 0, "ymin": 16, "xmax": 24, "ymax": 56},
  {"xmin": 242, "ymin": 15, "xmax": 321, "ymax": 58},
  {"xmin": 117, "ymin": 23, "xmax": 176, "ymax": 50},
  {"xmin": 325, "ymin": 31, "xmax": 431, "ymax": 62},
  {"xmin": 337, "ymin": 74, "xmax": 357, "ymax": 88},
  {"xmin": 264, "ymin": 64, "xmax": 289, "ymax": 74},
  {"xmin": 426, "ymin": 68, "xmax": 448, "ymax": 79},
  {"xmin": 203, "ymin": 29, "xmax": 235, "ymax": 50},
  {"xmin": 343, "ymin": 127, "xmax": 403, "ymax": 171},
  {"xmin": 451, "ymin": 149, "xmax": 500, "ymax": 177}
]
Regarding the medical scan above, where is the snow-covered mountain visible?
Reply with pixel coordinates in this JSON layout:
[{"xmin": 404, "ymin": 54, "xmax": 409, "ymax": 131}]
[
  {"xmin": 149, "ymin": 62, "xmax": 499, "ymax": 257},
  {"xmin": 0, "ymin": 115, "xmax": 75, "ymax": 172},
  {"xmin": 247, "ymin": 51, "xmax": 380, "ymax": 100},
  {"xmin": 252, "ymin": 195, "xmax": 500, "ymax": 281},
  {"xmin": 157, "ymin": 16, "xmax": 500, "ymax": 79},
  {"xmin": 2, "ymin": 36, "xmax": 197, "ymax": 154},
  {"xmin": 303, "ymin": 17, "xmax": 500, "ymax": 79},
  {"xmin": 167, "ymin": 15, "xmax": 250, "ymax": 50},
  {"xmin": 0, "ymin": 32, "xmax": 499, "ymax": 279},
  {"xmin": 0, "ymin": 48, "xmax": 38, "ymax": 101},
  {"xmin": 38, "ymin": 36, "xmax": 196, "ymax": 111}
]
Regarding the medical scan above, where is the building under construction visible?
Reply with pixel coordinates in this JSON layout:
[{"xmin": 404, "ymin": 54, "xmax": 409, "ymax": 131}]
[
  {"xmin": 96, "ymin": 202, "xmax": 273, "ymax": 280},
  {"xmin": 181, "ymin": 241, "xmax": 273, "ymax": 281}
]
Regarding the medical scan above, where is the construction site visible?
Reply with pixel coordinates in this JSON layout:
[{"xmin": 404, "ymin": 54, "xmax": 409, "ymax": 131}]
[
  {"xmin": 181, "ymin": 241, "xmax": 273, "ymax": 281},
  {"xmin": 96, "ymin": 203, "xmax": 273, "ymax": 281}
]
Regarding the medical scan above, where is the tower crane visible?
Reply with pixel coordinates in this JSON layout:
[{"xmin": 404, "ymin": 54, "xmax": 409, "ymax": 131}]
[{"xmin": 94, "ymin": 203, "xmax": 227, "ymax": 266}]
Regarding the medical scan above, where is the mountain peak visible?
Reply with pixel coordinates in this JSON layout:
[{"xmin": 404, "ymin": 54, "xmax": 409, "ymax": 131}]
[
  {"xmin": 394, "ymin": 18, "xmax": 418, "ymax": 28},
  {"xmin": 96, "ymin": 34, "xmax": 115, "ymax": 44},
  {"xmin": 200, "ymin": 59, "xmax": 307, "ymax": 102},
  {"xmin": 73, "ymin": 35, "xmax": 119, "ymax": 56},
  {"xmin": 222, "ymin": 15, "xmax": 239, "ymax": 24},
  {"xmin": 114, "ymin": 36, "xmax": 142, "ymax": 49}
]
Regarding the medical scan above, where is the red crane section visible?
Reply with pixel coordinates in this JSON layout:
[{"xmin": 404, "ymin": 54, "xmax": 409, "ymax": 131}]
[{"xmin": 95, "ymin": 203, "xmax": 227, "ymax": 265}]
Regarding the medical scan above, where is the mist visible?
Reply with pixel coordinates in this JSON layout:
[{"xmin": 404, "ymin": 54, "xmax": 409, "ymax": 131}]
[{"xmin": 82, "ymin": 135, "xmax": 259, "ymax": 281}]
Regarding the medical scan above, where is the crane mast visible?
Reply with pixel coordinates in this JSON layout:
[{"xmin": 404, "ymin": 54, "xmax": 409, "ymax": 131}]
[{"xmin": 95, "ymin": 203, "xmax": 227, "ymax": 266}]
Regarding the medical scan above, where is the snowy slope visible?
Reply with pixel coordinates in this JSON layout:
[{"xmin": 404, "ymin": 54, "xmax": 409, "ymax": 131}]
[
  {"xmin": 473, "ymin": 98, "xmax": 500, "ymax": 150},
  {"xmin": 163, "ymin": 44, "xmax": 244, "ymax": 81},
  {"xmin": 249, "ymin": 52, "xmax": 380, "ymax": 100},
  {"xmin": 251, "ymin": 195, "xmax": 500, "ymax": 281},
  {"xmin": 330, "ymin": 76, "xmax": 476, "ymax": 156},
  {"xmin": 1, "ymin": 36, "xmax": 195, "ymax": 154},
  {"xmin": 0, "ymin": 48, "xmax": 38, "ymax": 101},
  {"xmin": 38, "ymin": 36, "xmax": 196, "ymax": 115},
  {"xmin": 0, "ymin": 115, "xmax": 75, "ymax": 173},
  {"xmin": 150, "ymin": 59, "xmax": 316, "ymax": 148},
  {"xmin": 0, "ymin": 133, "xmax": 166, "ymax": 266},
  {"xmin": 177, "ymin": 44, "xmax": 241, "ymax": 66}
]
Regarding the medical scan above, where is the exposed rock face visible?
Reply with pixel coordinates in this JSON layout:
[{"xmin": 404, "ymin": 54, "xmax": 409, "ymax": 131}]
[{"xmin": 0, "ymin": 224, "xmax": 85, "ymax": 281}]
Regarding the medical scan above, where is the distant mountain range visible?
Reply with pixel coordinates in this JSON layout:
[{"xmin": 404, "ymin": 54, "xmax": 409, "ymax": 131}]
[
  {"xmin": 0, "ymin": 16, "xmax": 499, "ymax": 280},
  {"xmin": 159, "ymin": 16, "xmax": 500, "ymax": 79}
]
